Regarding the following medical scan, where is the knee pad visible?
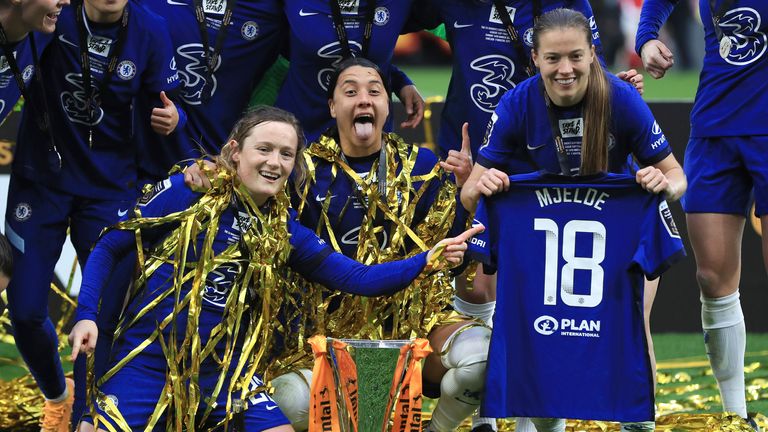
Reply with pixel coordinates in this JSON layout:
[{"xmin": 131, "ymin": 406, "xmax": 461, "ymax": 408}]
[
  {"xmin": 270, "ymin": 369, "xmax": 312, "ymax": 431},
  {"xmin": 439, "ymin": 325, "xmax": 491, "ymax": 403}
]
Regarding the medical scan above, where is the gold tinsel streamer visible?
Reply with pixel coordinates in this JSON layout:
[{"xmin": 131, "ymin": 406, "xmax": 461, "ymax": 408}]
[
  {"xmin": 292, "ymin": 133, "xmax": 460, "ymax": 347},
  {"xmin": 81, "ymin": 166, "xmax": 300, "ymax": 432}
]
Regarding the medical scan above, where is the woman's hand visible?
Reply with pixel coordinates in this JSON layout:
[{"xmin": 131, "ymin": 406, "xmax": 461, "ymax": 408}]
[
  {"xmin": 640, "ymin": 40, "xmax": 675, "ymax": 79},
  {"xmin": 460, "ymin": 165, "xmax": 510, "ymax": 212},
  {"xmin": 151, "ymin": 91, "xmax": 179, "ymax": 135},
  {"xmin": 397, "ymin": 84, "xmax": 425, "ymax": 128},
  {"xmin": 439, "ymin": 123, "xmax": 473, "ymax": 187},
  {"xmin": 636, "ymin": 165, "xmax": 672, "ymax": 196},
  {"xmin": 183, "ymin": 160, "xmax": 216, "ymax": 190},
  {"xmin": 427, "ymin": 224, "xmax": 485, "ymax": 269},
  {"xmin": 617, "ymin": 69, "xmax": 644, "ymax": 95},
  {"xmin": 68, "ymin": 320, "xmax": 98, "ymax": 362}
]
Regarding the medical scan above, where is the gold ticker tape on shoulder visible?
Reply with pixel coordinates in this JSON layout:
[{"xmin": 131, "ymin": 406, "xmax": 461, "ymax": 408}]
[{"xmin": 280, "ymin": 132, "xmax": 459, "ymax": 376}]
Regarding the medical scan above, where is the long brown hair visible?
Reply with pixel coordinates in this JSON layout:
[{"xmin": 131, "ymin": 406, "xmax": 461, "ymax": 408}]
[
  {"xmin": 533, "ymin": 8, "xmax": 611, "ymax": 174},
  {"xmin": 215, "ymin": 105, "xmax": 308, "ymax": 193}
]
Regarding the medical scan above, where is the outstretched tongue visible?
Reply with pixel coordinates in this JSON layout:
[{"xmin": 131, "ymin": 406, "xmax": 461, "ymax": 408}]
[{"xmin": 354, "ymin": 121, "xmax": 374, "ymax": 140}]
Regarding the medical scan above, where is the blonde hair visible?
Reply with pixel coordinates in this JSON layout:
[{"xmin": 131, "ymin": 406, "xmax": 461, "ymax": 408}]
[
  {"xmin": 215, "ymin": 105, "xmax": 308, "ymax": 192},
  {"xmin": 533, "ymin": 8, "xmax": 611, "ymax": 174}
]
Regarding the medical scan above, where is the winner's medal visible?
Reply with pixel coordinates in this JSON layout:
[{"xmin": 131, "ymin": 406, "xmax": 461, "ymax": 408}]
[{"xmin": 719, "ymin": 36, "xmax": 732, "ymax": 60}]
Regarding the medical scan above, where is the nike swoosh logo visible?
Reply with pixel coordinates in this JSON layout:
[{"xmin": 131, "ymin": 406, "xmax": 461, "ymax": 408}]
[
  {"xmin": 58, "ymin": 34, "xmax": 78, "ymax": 47},
  {"xmin": 299, "ymin": 9, "xmax": 319, "ymax": 16},
  {"xmin": 526, "ymin": 143, "xmax": 546, "ymax": 150},
  {"xmin": 315, "ymin": 194, "xmax": 337, "ymax": 202},
  {"xmin": 265, "ymin": 405, "xmax": 279, "ymax": 411},
  {"xmin": 166, "ymin": 0, "xmax": 186, "ymax": 4},
  {"xmin": 454, "ymin": 21, "xmax": 473, "ymax": 28},
  {"xmin": 117, "ymin": 208, "xmax": 129, "ymax": 217}
]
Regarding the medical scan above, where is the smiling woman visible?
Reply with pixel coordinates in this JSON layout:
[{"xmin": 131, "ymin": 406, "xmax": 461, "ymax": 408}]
[{"xmin": 68, "ymin": 105, "xmax": 479, "ymax": 432}]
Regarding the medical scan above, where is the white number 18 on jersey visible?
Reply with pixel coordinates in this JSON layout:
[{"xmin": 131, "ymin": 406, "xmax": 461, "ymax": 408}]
[{"xmin": 534, "ymin": 218, "xmax": 606, "ymax": 307}]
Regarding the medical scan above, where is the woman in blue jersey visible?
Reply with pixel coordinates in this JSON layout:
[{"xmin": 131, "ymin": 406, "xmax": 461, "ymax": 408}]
[
  {"xmin": 253, "ymin": 57, "xmax": 487, "ymax": 432},
  {"xmin": 637, "ymin": 0, "xmax": 767, "ymax": 428},
  {"xmin": 69, "ymin": 106, "xmax": 480, "ymax": 432},
  {"xmin": 408, "ymin": 3, "xmax": 646, "ymax": 431},
  {"xmin": 4, "ymin": 0, "xmax": 182, "ymax": 430},
  {"xmin": 135, "ymin": 0, "xmax": 287, "ymax": 184},
  {"xmin": 461, "ymin": 8, "xmax": 685, "ymax": 431},
  {"xmin": 275, "ymin": 0, "xmax": 425, "ymax": 142}
]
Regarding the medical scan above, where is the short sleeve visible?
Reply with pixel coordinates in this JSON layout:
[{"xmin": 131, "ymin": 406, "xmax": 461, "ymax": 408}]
[
  {"xmin": 632, "ymin": 197, "xmax": 686, "ymax": 279},
  {"xmin": 613, "ymin": 79, "xmax": 672, "ymax": 166},
  {"xmin": 476, "ymin": 90, "xmax": 523, "ymax": 170},
  {"xmin": 468, "ymin": 197, "xmax": 497, "ymax": 273}
]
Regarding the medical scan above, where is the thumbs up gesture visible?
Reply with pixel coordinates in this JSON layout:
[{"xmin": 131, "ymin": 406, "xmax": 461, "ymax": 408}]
[
  {"xmin": 151, "ymin": 91, "xmax": 179, "ymax": 135},
  {"xmin": 439, "ymin": 122, "xmax": 474, "ymax": 187}
]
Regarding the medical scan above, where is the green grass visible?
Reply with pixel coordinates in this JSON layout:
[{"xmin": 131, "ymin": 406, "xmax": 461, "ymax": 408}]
[
  {"xmin": 397, "ymin": 66, "xmax": 700, "ymax": 102},
  {"xmin": 1, "ymin": 333, "xmax": 765, "ymax": 431}
]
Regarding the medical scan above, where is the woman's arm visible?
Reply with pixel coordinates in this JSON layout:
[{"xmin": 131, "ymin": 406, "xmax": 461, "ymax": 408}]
[
  {"xmin": 636, "ymin": 153, "xmax": 686, "ymax": 202},
  {"xmin": 69, "ymin": 229, "xmax": 135, "ymax": 360},
  {"xmin": 292, "ymin": 223, "xmax": 483, "ymax": 296},
  {"xmin": 460, "ymin": 163, "xmax": 510, "ymax": 212}
]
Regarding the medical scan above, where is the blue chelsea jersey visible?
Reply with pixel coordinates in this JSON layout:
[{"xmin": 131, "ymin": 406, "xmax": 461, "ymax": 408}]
[
  {"xmin": 0, "ymin": 33, "xmax": 52, "ymax": 124},
  {"xmin": 411, "ymin": 0, "xmax": 602, "ymax": 160},
  {"xmin": 276, "ymin": 0, "xmax": 414, "ymax": 141},
  {"xmin": 295, "ymin": 143, "xmax": 443, "ymax": 258},
  {"xmin": 469, "ymin": 172, "xmax": 685, "ymax": 422},
  {"xmin": 77, "ymin": 174, "xmax": 429, "ymax": 360},
  {"xmin": 13, "ymin": 1, "xmax": 180, "ymax": 199},
  {"xmin": 637, "ymin": 0, "xmax": 768, "ymax": 137},
  {"xmin": 78, "ymin": 174, "xmax": 333, "ymax": 360},
  {"xmin": 137, "ymin": 0, "xmax": 286, "ymax": 180},
  {"xmin": 477, "ymin": 74, "xmax": 671, "ymax": 175}
]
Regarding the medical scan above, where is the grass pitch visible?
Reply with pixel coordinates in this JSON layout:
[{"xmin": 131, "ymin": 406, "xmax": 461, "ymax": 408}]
[{"xmin": 399, "ymin": 67, "xmax": 700, "ymax": 102}]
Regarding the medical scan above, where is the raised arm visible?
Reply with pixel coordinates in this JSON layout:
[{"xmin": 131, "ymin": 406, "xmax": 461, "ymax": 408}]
[{"xmin": 635, "ymin": 0, "xmax": 679, "ymax": 79}]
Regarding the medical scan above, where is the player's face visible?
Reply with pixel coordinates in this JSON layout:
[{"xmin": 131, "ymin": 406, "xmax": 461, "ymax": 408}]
[
  {"xmin": 18, "ymin": 0, "xmax": 69, "ymax": 34},
  {"xmin": 231, "ymin": 121, "xmax": 298, "ymax": 206},
  {"xmin": 329, "ymin": 65, "xmax": 389, "ymax": 156},
  {"xmin": 83, "ymin": 0, "xmax": 128, "ymax": 23},
  {"xmin": 532, "ymin": 27, "xmax": 595, "ymax": 107}
]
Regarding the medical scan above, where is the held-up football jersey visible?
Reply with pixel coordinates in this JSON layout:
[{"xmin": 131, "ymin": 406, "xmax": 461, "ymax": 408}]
[
  {"xmin": 138, "ymin": 0, "xmax": 285, "ymax": 180},
  {"xmin": 469, "ymin": 172, "xmax": 685, "ymax": 422},
  {"xmin": 13, "ymin": 2, "xmax": 180, "ymax": 199},
  {"xmin": 411, "ymin": 0, "xmax": 602, "ymax": 160},
  {"xmin": 636, "ymin": 0, "xmax": 768, "ymax": 137}
]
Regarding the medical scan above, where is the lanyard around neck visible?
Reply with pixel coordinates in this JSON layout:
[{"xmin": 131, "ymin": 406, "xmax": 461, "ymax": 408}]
[
  {"xmin": 193, "ymin": 0, "xmax": 238, "ymax": 102},
  {"xmin": 540, "ymin": 79, "xmax": 580, "ymax": 176},
  {"xmin": 491, "ymin": 0, "xmax": 541, "ymax": 77},
  {"xmin": 329, "ymin": 0, "xmax": 377, "ymax": 59},
  {"xmin": 75, "ymin": 0, "xmax": 129, "ymax": 147},
  {"xmin": 0, "ymin": 24, "xmax": 62, "ymax": 171}
]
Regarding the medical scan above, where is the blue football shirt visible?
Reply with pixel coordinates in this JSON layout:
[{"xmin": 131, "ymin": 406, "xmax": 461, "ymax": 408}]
[
  {"xmin": 470, "ymin": 172, "xmax": 685, "ymax": 422},
  {"xmin": 636, "ymin": 0, "xmax": 768, "ymax": 137}
]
